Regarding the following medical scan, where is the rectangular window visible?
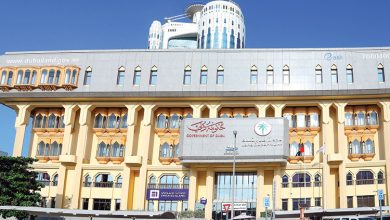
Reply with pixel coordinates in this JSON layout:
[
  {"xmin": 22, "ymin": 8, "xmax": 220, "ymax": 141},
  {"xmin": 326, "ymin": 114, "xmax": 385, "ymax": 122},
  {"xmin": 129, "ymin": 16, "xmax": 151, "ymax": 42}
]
[
  {"xmin": 117, "ymin": 70, "xmax": 125, "ymax": 85},
  {"xmin": 347, "ymin": 196, "xmax": 353, "ymax": 208},
  {"xmin": 115, "ymin": 199, "xmax": 121, "ymax": 211},
  {"xmin": 150, "ymin": 70, "xmax": 157, "ymax": 85},
  {"xmin": 183, "ymin": 70, "xmax": 191, "ymax": 85},
  {"xmin": 82, "ymin": 198, "xmax": 89, "ymax": 210},
  {"xmin": 282, "ymin": 199, "xmax": 288, "ymax": 211},
  {"xmin": 267, "ymin": 70, "xmax": 274, "ymax": 84},
  {"xmin": 200, "ymin": 70, "xmax": 208, "ymax": 85},
  {"xmin": 250, "ymin": 70, "xmax": 258, "ymax": 84},
  {"xmin": 148, "ymin": 201, "xmax": 154, "ymax": 211},
  {"xmin": 133, "ymin": 70, "xmax": 141, "ymax": 85},
  {"xmin": 378, "ymin": 68, "xmax": 385, "ymax": 82},
  {"xmin": 84, "ymin": 71, "xmax": 92, "ymax": 85},
  {"xmin": 217, "ymin": 70, "xmax": 224, "ymax": 85},
  {"xmin": 158, "ymin": 201, "xmax": 178, "ymax": 212},
  {"xmin": 315, "ymin": 197, "xmax": 321, "ymax": 207},
  {"xmin": 357, "ymin": 195, "xmax": 375, "ymax": 207},
  {"xmin": 51, "ymin": 197, "xmax": 56, "ymax": 208},
  {"xmin": 292, "ymin": 198, "xmax": 310, "ymax": 210},
  {"xmin": 182, "ymin": 201, "xmax": 188, "ymax": 211},
  {"xmin": 347, "ymin": 69, "xmax": 354, "ymax": 83},
  {"xmin": 93, "ymin": 199, "xmax": 111, "ymax": 210},
  {"xmin": 331, "ymin": 69, "xmax": 338, "ymax": 83},
  {"xmin": 315, "ymin": 70, "xmax": 323, "ymax": 83}
]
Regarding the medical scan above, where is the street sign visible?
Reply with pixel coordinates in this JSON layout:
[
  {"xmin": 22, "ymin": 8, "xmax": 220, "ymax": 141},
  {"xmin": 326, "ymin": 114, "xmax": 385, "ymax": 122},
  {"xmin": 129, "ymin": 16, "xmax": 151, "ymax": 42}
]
[
  {"xmin": 200, "ymin": 197, "xmax": 207, "ymax": 205},
  {"xmin": 378, "ymin": 189, "xmax": 384, "ymax": 201},
  {"xmin": 264, "ymin": 197, "xmax": 270, "ymax": 208}
]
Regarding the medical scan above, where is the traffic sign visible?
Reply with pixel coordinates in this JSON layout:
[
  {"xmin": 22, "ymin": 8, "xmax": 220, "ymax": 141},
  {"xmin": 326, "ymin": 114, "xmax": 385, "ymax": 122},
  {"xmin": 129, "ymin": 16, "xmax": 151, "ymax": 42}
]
[
  {"xmin": 378, "ymin": 189, "xmax": 384, "ymax": 201},
  {"xmin": 264, "ymin": 197, "xmax": 270, "ymax": 208}
]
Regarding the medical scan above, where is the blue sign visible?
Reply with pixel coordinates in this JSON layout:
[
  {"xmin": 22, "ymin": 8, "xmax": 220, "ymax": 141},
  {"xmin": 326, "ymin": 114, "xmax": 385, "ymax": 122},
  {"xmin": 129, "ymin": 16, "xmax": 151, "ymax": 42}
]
[
  {"xmin": 378, "ymin": 189, "xmax": 384, "ymax": 201},
  {"xmin": 264, "ymin": 197, "xmax": 270, "ymax": 208},
  {"xmin": 146, "ymin": 189, "xmax": 189, "ymax": 201},
  {"xmin": 200, "ymin": 197, "xmax": 207, "ymax": 205}
]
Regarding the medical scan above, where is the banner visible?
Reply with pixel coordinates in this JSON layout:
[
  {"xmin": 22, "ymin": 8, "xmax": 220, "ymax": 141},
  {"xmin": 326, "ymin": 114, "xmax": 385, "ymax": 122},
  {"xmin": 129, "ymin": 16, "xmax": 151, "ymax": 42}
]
[{"xmin": 146, "ymin": 189, "xmax": 189, "ymax": 201}]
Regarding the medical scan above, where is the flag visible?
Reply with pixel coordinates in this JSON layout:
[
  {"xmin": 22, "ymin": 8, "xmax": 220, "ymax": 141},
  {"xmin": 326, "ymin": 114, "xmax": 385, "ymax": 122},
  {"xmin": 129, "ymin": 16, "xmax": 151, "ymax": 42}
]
[{"xmin": 316, "ymin": 146, "xmax": 326, "ymax": 154}]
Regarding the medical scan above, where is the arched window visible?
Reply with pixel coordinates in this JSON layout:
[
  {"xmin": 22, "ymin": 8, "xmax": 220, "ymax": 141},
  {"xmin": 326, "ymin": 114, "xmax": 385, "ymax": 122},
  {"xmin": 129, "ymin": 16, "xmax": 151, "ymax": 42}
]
[
  {"xmin": 94, "ymin": 114, "xmax": 103, "ymax": 128},
  {"xmin": 160, "ymin": 142, "xmax": 170, "ymax": 158},
  {"xmin": 107, "ymin": 113, "xmax": 117, "ymax": 128},
  {"xmin": 41, "ymin": 69, "xmax": 48, "ymax": 84},
  {"xmin": 314, "ymin": 174, "xmax": 321, "ymax": 187},
  {"xmin": 36, "ymin": 172, "xmax": 50, "ymax": 186},
  {"xmin": 352, "ymin": 139, "xmax": 361, "ymax": 154},
  {"xmin": 292, "ymin": 173, "xmax": 311, "ymax": 187},
  {"xmin": 71, "ymin": 70, "xmax": 77, "ymax": 84},
  {"xmin": 37, "ymin": 141, "xmax": 45, "ymax": 156},
  {"xmin": 95, "ymin": 174, "xmax": 113, "ymax": 187},
  {"xmin": 170, "ymin": 114, "xmax": 180, "ymax": 129},
  {"xmin": 282, "ymin": 175, "xmax": 289, "ymax": 188},
  {"xmin": 183, "ymin": 65, "xmax": 192, "ymax": 85},
  {"xmin": 83, "ymin": 175, "xmax": 92, "ymax": 187},
  {"xmin": 84, "ymin": 66, "xmax": 92, "ymax": 85},
  {"xmin": 290, "ymin": 141, "xmax": 299, "ymax": 156},
  {"xmin": 34, "ymin": 114, "xmax": 43, "ymax": 128},
  {"xmin": 310, "ymin": 112, "xmax": 319, "ymax": 127},
  {"xmin": 121, "ymin": 114, "xmax": 128, "ymax": 129},
  {"xmin": 365, "ymin": 139, "xmax": 374, "ymax": 154},
  {"xmin": 346, "ymin": 64, "xmax": 354, "ymax": 83},
  {"xmin": 50, "ymin": 141, "xmax": 60, "ymax": 156},
  {"xmin": 156, "ymin": 114, "xmax": 167, "ymax": 129},
  {"xmin": 200, "ymin": 65, "xmax": 208, "ymax": 85},
  {"xmin": 55, "ymin": 70, "xmax": 61, "ymax": 85},
  {"xmin": 346, "ymin": 172, "xmax": 353, "ymax": 185},
  {"xmin": 31, "ymin": 70, "xmax": 37, "ymax": 84},
  {"xmin": 266, "ymin": 65, "xmax": 274, "ymax": 84},
  {"xmin": 356, "ymin": 171, "xmax": 374, "ymax": 185},
  {"xmin": 235, "ymin": 113, "xmax": 243, "ymax": 118},
  {"xmin": 229, "ymin": 29, "xmax": 235, "ymax": 48},
  {"xmin": 48, "ymin": 69, "xmax": 55, "ymax": 84},
  {"xmin": 117, "ymin": 66, "xmax": 125, "ymax": 85},
  {"xmin": 44, "ymin": 143, "xmax": 50, "ymax": 156},
  {"xmin": 283, "ymin": 65, "xmax": 290, "ymax": 84},
  {"xmin": 315, "ymin": 65, "xmax": 322, "ymax": 83},
  {"xmin": 357, "ymin": 112, "xmax": 366, "ymax": 126},
  {"xmin": 116, "ymin": 175, "xmax": 123, "ymax": 188},
  {"xmin": 183, "ymin": 176, "xmax": 190, "ymax": 188},
  {"xmin": 16, "ymin": 70, "xmax": 23, "ymax": 84},
  {"xmin": 52, "ymin": 174, "xmax": 59, "ymax": 186},
  {"xmin": 369, "ymin": 111, "xmax": 378, "ymax": 125},
  {"xmin": 97, "ymin": 142, "xmax": 109, "ymax": 157},
  {"xmin": 23, "ymin": 70, "xmax": 31, "ymax": 84},
  {"xmin": 250, "ymin": 65, "xmax": 258, "ymax": 84},
  {"xmin": 304, "ymin": 141, "xmax": 313, "ymax": 156},
  {"xmin": 222, "ymin": 27, "xmax": 228, "ymax": 49},
  {"xmin": 65, "ymin": 69, "xmax": 71, "ymax": 84},
  {"xmin": 111, "ymin": 142, "xmax": 121, "ymax": 157},
  {"xmin": 0, "ymin": 71, "xmax": 6, "ymax": 84},
  {"xmin": 48, "ymin": 114, "xmax": 56, "ymax": 128},
  {"xmin": 378, "ymin": 63, "xmax": 385, "ymax": 83},
  {"xmin": 345, "ymin": 112, "xmax": 353, "ymax": 126},
  {"xmin": 148, "ymin": 175, "xmax": 157, "ymax": 188},
  {"xmin": 331, "ymin": 64, "xmax": 338, "ymax": 83},
  {"xmin": 184, "ymin": 113, "xmax": 193, "ymax": 119},
  {"xmin": 133, "ymin": 66, "xmax": 141, "ymax": 85},
  {"xmin": 7, "ymin": 71, "xmax": 13, "ymax": 86},
  {"xmin": 217, "ymin": 65, "xmax": 224, "ymax": 85},
  {"xmin": 220, "ymin": 113, "xmax": 229, "ymax": 118},
  {"xmin": 175, "ymin": 143, "xmax": 180, "ymax": 158},
  {"xmin": 159, "ymin": 175, "xmax": 179, "ymax": 189},
  {"xmin": 149, "ymin": 66, "xmax": 158, "ymax": 85},
  {"xmin": 378, "ymin": 171, "xmax": 384, "ymax": 184}
]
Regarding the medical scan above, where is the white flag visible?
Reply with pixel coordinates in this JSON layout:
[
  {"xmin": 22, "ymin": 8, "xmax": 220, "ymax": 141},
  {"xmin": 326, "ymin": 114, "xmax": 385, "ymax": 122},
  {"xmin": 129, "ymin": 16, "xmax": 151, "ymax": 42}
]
[{"xmin": 316, "ymin": 146, "xmax": 326, "ymax": 154}]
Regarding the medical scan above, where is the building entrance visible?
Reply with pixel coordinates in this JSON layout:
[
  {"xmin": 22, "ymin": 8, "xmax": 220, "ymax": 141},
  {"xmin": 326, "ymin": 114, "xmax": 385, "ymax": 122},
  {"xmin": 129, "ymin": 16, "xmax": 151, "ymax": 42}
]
[{"xmin": 212, "ymin": 172, "xmax": 257, "ymax": 220}]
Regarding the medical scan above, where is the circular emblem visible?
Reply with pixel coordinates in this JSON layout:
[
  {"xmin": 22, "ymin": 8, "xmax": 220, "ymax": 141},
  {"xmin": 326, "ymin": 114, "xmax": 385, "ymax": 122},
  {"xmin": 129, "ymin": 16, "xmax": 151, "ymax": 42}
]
[{"xmin": 254, "ymin": 121, "xmax": 272, "ymax": 136}]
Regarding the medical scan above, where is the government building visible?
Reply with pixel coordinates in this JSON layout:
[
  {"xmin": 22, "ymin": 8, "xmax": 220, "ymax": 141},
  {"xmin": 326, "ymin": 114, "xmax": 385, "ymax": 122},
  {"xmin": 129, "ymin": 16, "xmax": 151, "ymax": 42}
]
[{"xmin": 1, "ymin": 1, "xmax": 390, "ymax": 219}]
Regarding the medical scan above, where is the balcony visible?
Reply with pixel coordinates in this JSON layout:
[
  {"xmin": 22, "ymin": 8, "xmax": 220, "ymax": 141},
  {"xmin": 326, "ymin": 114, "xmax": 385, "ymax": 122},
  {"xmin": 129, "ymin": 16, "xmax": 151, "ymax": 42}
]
[
  {"xmin": 0, "ymin": 84, "xmax": 11, "ymax": 92},
  {"xmin": 147, "ymin": 184, "xmax": 188, "ymax": 189},
  {"xmin": 348, "ymin": 146, "xmax": 375, "ymax": 161},
  {"xmin": 14, "ymin": 84, "xmax": 35, "ymax": 91},
  {"xmin": 288, "ymin": 155, "xmax": 314, "ymax": 164},
  {"xmin": 94, "ymin": 182, "xmax": 114, "ymax": 188},
  {"xmin": 37, "ymin": 83, "xmax": 59, "ymax": 91}
]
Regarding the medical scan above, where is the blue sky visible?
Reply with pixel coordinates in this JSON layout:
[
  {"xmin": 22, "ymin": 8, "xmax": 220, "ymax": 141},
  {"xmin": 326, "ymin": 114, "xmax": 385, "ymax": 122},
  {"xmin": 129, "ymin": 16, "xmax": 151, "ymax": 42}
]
[{"xmin": 0, "ymin": 0, "xmax": 389, "ymax": 156}]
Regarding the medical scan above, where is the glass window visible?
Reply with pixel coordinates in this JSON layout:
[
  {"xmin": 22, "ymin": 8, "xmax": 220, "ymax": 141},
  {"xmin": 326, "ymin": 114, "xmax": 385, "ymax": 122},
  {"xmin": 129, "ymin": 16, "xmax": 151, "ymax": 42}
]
[
  {"xmin": 7, "ymin": 71, "xmax": 13, "ymax": 85},
  {"xmin": 147, "ymin": 201, "xmax": 155, "ymax": 211},
  {"xmin": 16, "ymin": 70, "xmax": 23, "ymax": 84},
  {"xmin": 115, "ymin": 199, "xmax": 121, "ymax": 211},
  {"xmin": 310, "ymin": 113, "xmax": 319, "ymax": 127},
  {"xmin": 37, "ymin": 141, "xmax": 45, "ymax": 156},
  {"xmin": 346, "ymin": 172, "xmax": 353, "ymax": 185},
  {"xmin": 267, "ymin": 66, "xmax": 274, "ymax": 84},
  {"xmin": 347, "ymin": 196, "xmax": 353, "ymax": 208},
  {"xmin": 156, "ymin": 114, "xmax": 167, "ymax": 128},
  {"xmin": 282, "ymin": 175, "xmax": 289, "ymax": 188},
  {"xmin": 52, "ymin": 174, "xmax": 59, "ymax": 186},
  {"xmin": 82, "ymin": 198, "xmax": 89, "ymax": 210},
  {"xmin": 217, "ymin": 69, "xmax": 224, "ymax": 85},
  {"xmin": 314, "ymin": 174, "xmax": 321, "ymax": 187},
  {"xmin": 48, "ymin": 114, "xmax": 56, "ymax": 128},
  {"xmin": 304, "ymin": 141, "xmax": 312, "ymax": 156},
  {"xmin": 133, "ymin": 69, "xmax": 141, "ymax": 85},
  {"xmin": 111, "ymin": 142, "xmax": 121, "ymax": 157},
  {"xmin": 117, "ymin": 71, "xmax": 125, "ymax": 85},
  {"xmin": 296, "ymin": 113, "xmax": 306, "ymax": 128},
  {"xmin": 356, "ymin": 112, "xmax": 365, "ymax": 126},
  {"xmin": 290, "ymin": 142, "xmax": 299, "ymax": 156},
  {"xmin": 356, "ymin": 171, "xmax": 374, "ymax": 185},
  {"xmin": 150, "ymin": 69, "xmax": 157, "ymax": 85},
  {"xmin": 93, "ymin": 199, "xmax": 111, "ymax": 210},
  {"xmin": 23, "ymin": 70, "xmax": 31, "ymax": 84},
  {"xmin": 0, "ymin": 71, "xmax": 6, "ymax": 84},
  {"xmin": 357, "ymin": 195, "xmax": 375, "ymax": 207},
  {"xmin": 200, "ymin": 70, "xmax": 208, "ymax": 85},
  {"xmin": 282, "ymin": 199, "xmax": 288, "ymax": 211},
  {"xmin": 97, "ymin": 142, "xmax": 109, "ymax": 157},
  {"xmin": 378, "ymin": 171, "xmax": 384, "ymax": 184},
  {"xmin": 160, "ymin": 142, "xmax": 170, "ymax": 158},
  {"xmin": 250, "ymin": 69, "xmax": 258, "ymax": 84},
  {"xmin": 34, "ymin": 114, "xmax": 43, "ymax": 128},
  {"xmin": 31, "ymin": 71, "xmax": 37, "ymax": 84},
  {"xmin": 345, "ymin": 112, "xmax": 353, "ymax": 126},
  {"xmin": 283, "ymin": 66, "xmax": 290, "ymax": 84},
  {"xmin": 121, "ymin": 114, "xmax": 128, "ymax": 128},
  {"xmin": 183, "ymin": 69, "xmax": 191, "ymax": 85},
  {"xmin": 65, "ymin": 69, "xmax": 71, "ymax": 84},
  {"xmin": 71, "ymin": 70, "xmax": 77, "ymax": 84},
  {"xmin": 364, "ymin": 139, "xmax": 374, "ymax": 154},
  {"xmin": 94, "ymin": 114, "xmax": 103, "ymax": 128},
  {"xmin": 331, "ymin": 67, "xmax": 338, "ymax": 83},
  {"xmin": 55, "ymin": 70, "xmax": 61, "ymax": 85},
  {"xmin": 50, "ymin": 141, "xmax": 60, "ymax": 156},
  {"xmin": 48, "ymin": 69, "xmax": 55, "ymax": 84},
  {"xmin": 378, "ymin": 65, "xmax": 385, "ymax": 82},
  {"xmin": 292, "ymin": 173, "xmax": 311, "ymax": 187},
  {"xmin": 40, "ymin": 69, "xmax": 48, "ymax": 84},
  {"xmin": 84, "ymin": 70, "xmax": 92, "ymax": 85},
  {"xmin": 107, "ymin": 113, "xmax": 118, "ymax": 128},
  {"xmin": 292, "ymin": 198, "xmax": 310, "ymax": 210},
  {"xmin": 315, "ymin": 68, "xmax": 322, "ymax": 83},
  {"xmin": 351, "ymin": 139, "xmax": 361, "ymax": 154},
  {"xmin": 315, "ymin": 197, "xmax": 321, "ymax": 207},
  {"xmin": 158, "ymin": 201, "xmax": 178, "ymax": 212},
  {"xmin": 369, "ymin": 112, "xmax": 378, "ymax": 125},
  {"xmin": 347, "ymin": 65, "xmax": 354, "ymax": 83}
]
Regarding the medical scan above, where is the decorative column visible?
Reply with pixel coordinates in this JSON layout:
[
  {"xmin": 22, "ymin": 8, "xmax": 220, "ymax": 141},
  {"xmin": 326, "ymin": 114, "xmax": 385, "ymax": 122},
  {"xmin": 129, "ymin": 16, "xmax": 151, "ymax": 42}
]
[
  {"xmin": 273, "ymin": 168, "xmax": 282, "ymax": 210},
  {"xmin": 188, "ymin": 168, "xmax": 198, "ymax": 211},
  {"xmin": 255, "ymin": 103, "xmax": 268, "ymax": 118},
  {"xmin": 71, "ymin": 104, "xmax": 94, "ymax": 209},
  {"xmin": 319, "ymin": 102, "xmax": 331, "ymax": 209},
  {"xmin": 134, "ymin": 104, "xmax": 155, "ymax": 210},
  {"xmin": 272, "ymin": 103, "xmax": 286, "ymax": 117},
  {"xmin": 256, "ymin": 169, "xmax": 265, "ymax": 218},
  {"xmin": 190, "ymin": 104, "xmax": 204, "ymax": 118},
  {"xmin": 61, "ymin": 104, "xmax": 78, "ymax": 155},
  {"xmin": 207, "ymin": 104, "xmax": 221, "ymax": 118},
  {"xmin": 205, "ymin": 169, "xmax": 214, "ymax": 220},
  {"xmin": 13, "ymin": 104, "xmax": 31, "ymax": 156},
  {"xmin": 121, "ymin": 104, "xmax": 140, "ymax": 210},
  {"xmin": 334, "ymin": 101, "xmax": 347, "ymax": 208},
  {"xmin": 379, "ymin": 100, "xmax": 390, "ymax": 205}
]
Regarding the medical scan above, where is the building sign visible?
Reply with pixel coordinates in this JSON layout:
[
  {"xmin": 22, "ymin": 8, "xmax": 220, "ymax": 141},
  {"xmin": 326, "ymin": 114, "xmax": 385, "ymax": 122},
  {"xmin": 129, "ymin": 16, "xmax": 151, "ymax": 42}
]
[
  {"xmin": 221, "ymin": 203, "xmax": 248, "ymax": 211},
  {"xmin": 179, "ymin": 118, "xmax": 289, "ymax": 163},
  {"xmin": 146, "ymin": 189, "xmax": 189, "ymax": 201}
]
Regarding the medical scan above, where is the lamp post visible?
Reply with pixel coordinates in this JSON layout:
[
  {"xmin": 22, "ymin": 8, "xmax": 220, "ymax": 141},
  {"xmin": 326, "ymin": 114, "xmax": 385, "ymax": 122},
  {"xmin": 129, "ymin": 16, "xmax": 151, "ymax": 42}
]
[{"xmin": 231, "ymin": 130, "xmax": 237, "ymax": 220}]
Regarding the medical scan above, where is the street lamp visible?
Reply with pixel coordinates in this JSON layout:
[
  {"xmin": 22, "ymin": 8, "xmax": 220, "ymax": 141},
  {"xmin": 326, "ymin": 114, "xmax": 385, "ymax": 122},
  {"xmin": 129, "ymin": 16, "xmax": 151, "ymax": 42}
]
[{"xmin": 231, "ymin": 130, "xmax": 237, "ymax": 220}]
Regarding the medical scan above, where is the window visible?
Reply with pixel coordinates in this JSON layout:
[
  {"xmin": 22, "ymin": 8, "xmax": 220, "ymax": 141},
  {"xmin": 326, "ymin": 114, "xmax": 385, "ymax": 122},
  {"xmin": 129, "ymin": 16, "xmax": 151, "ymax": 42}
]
[
  {"xmin": 48, "ymin": 69, "xmax": 55, "ymax": 84},
  {"xmin": 55, "ymin": 70, "xmax": 61, "ymax": 85},
  {"xmin": 250, "ymin": 65, "xmax": 258, "ymax": 84},
  {"xmin": 183, "ymin": 176, "xmax": 190, "ymax": 189},
  {"xmin": 331, "ymin": 64, "xmax": 338, "ymax": 83},
  {"xmin": 378, "ymin": 171, "xmax": 384, "ymax": 184},
  {"xmin": 368, "ymin": 111, "xmax": 378, "ymax": 125},
  {"xmin": 16, "ymin": 70, "xmax": 23, "ymax": 84},
  {"xmin": 378, "ymin": 64, "xmax": 385, "ymax": 82},
  {"xmin": 148, "ymin": 201, "xmax": 155, "ymax": 211},
  {"xmin": 112, "ymin": 142, "xmax": 124, "ymax": 158},
  {"xmin": 303, "ymin": 141, "xmax": 313, "ymax": 156},
  {"xmin": 282, "ymin": 175, "xmax": 289, "ymax": 188},
  {"xmin": 170, "ymin": 114, "xmax": 180, "ymax": 129},
  {"xmin": 148, "ymin": 175, "xmax": 157, "ymax": 188},
  {"xmin": 182, "ymin": 201, "xmax": 188, "ymax": 211},
  {"xmin": 346, "ymin": 172, "xmax": 353, "ymax": 185},
  {"xmin": 346, "ymin": 64, "xmax": 354, "ymax": 83},
  {"xmin": 315, "ymin": 65, "xmax": 322, "ymax": 83},
  {"xmin": 115, "ymin": 175, "xmax": 123, "ymax": 188},
  {"xmin": 160, "ymin": 142, "xmax": 171, "ymax": 158},
  {"xmin": 97, "ymin": 142, "xmax": 110, "ymax": 157},
  {"xmin": 314, "ymin": 174, "xmax": 321, "ymax": 187},
  {"xmin": 115, "ymin": 199, "xmax": 121, "ymax": 211},
  {"xmin": 200, "ymin": 65, "xmax": 208, "ymax": 84},
  {"xmin": 23, "ymin": 70, "xmax": 31, "ymax": 84},
  {"xmin": 282, "ymin": 199, "xmax": 288, "ymax": 211},
  {"xmin": 290, "ymin": 141, "xmax": 299, "ymax": 156},
  {"xmin": 36, "ymin": 172, "xmax": 50, "ymax": 186},
  {"xmin": 345, "ymin": 112, "xmax": 353, "ymax": 126},
  {"xmin": 292, "ymin": 173, "xmax": 311, "ymax": 187},
  {"xmin": 117, "ymin": 66, "xmax": 125, "ymax": 85},
  {"xmin": 183, "ymin": 65, "xmax": 191, "ymax": 85},
  {"xmin": 133, "ymin": 66, "xmax": 141, "ymax": 85},
  {"xmin": 158, "ymin": 201, "xmax": 178, "ymax": 212},
  {"xmin": 357, "ymin": 195, "xmax": 375, "ymax": 207},
  {"xmin": 347, "ymin": 196, "xmax": 353, "ymax": 208},
  {"xmin": 356, "ymin": 171, "xmax": 374, "ymax": 185},
  {"xmin": 159, "ymin": 175, "xmax": 179, "ymax": 189},
  {"xmin": 71, "ymin": 70, "xmax": 77, "ymax": 84},
  {"xmin": 292, "ymin": 198, "xmax": 310, "ymax": 210},
  {"xmin": 283, "ymin": 65, "xmax": 290, "ymax": 84},
  {"xmin": 83, "ymin": 175, "xmax": 92, "ymax": 187},
  {"xmin": 94, "ymin": 174, "xmax": 113, "ymax": 188},
  {"xmin": 266, "ymin": 65, "xmax": 274, "ymax": 84},
  {"xmin": 315, "ymin": 197, "xmax": 321, "ymax": 207},
  {"xmin": 82, "ymin": 198, "xmax": 89, "ymax": 210},
  {"xmin": 364, "ymin": 139, "xmax": 374, "ymax": 154},
  {"xmin": 0, "ymin": 71, "xmax": 6, "ymax": 84},
  {"xmin": 7, "ymin": 71, "xmax": 13, "ymax": 86},
  {"xmin": 217, "ymin": 65, "xmax": 224, "ymax": 85},
  {"xmin": 150, "ymin": 66, "xmax": 158, "ymax": 85},
  {"xmin": 93, "ymin": 199, "xmax": 111, "ymax": 210},
  {"xmin": 65, "ymin": 69, "xmax": 71, "ymax": 84},
  {"xmin": 84, "ymin": 66, "xmax": 92, "ymax": 85}
]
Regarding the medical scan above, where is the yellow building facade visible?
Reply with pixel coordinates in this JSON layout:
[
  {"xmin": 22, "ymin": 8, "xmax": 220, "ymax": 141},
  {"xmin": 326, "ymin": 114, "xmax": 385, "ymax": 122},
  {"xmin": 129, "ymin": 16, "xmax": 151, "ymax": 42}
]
[{"xmin": 1, "ymin": 48, "xmax": 390, "ymax": 219}]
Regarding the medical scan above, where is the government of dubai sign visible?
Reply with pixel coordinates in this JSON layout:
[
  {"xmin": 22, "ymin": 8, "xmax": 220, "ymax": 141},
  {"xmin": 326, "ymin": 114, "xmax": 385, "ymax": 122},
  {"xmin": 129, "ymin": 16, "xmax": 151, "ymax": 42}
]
[{"xmin": 179, "ymin": 118, "xmax": 289, "ymax": 163}]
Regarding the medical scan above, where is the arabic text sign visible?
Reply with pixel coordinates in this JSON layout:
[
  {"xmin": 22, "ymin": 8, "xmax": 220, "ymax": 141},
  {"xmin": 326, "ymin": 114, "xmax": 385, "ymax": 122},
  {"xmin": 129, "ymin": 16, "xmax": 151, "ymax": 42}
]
[{"xmin": 146, "ymin": 189, "xmax": 189, "ymax": 201}]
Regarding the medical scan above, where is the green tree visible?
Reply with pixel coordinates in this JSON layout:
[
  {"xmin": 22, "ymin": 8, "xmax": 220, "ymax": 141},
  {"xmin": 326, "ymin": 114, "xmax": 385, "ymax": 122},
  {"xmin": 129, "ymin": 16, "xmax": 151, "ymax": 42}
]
[{"xmin": 0, "ymin": 157, "xmax": 43, "ymax": 219}]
